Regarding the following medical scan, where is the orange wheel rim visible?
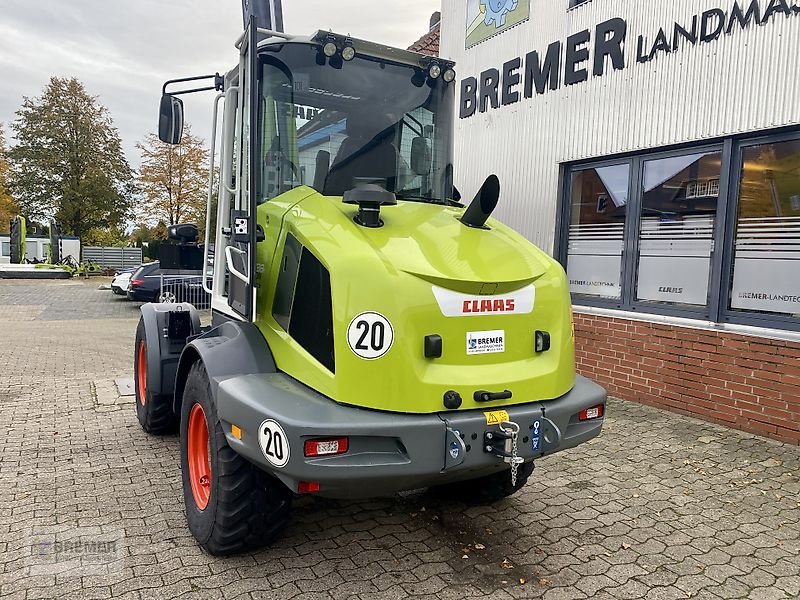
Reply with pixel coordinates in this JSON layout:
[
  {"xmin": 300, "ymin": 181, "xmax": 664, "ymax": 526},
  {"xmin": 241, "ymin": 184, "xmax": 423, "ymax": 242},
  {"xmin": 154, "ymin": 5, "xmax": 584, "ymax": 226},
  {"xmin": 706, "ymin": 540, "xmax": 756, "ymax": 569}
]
[
  {"xmin": 136, "ymin": 340, "xmax": 147, "ymax": 406},
  {"xmin": 187, "ymin": 403, "xmax": 211, "ymax": 510}
]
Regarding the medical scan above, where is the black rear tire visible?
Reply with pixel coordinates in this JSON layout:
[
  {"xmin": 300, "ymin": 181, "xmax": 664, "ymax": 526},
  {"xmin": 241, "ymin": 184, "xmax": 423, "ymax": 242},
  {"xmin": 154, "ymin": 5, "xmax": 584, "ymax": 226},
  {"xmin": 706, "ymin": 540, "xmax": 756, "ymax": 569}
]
[
  {"xmin": 180, "ymin": 361, "xmax": 292, "ymax": 556},
  {"xmin": 434, "ymin": 462, "xmax": 535, "ymax": 505},
  {"xmin": 134, "ymin": 318, "xmax": 178, "ymax": 434}
]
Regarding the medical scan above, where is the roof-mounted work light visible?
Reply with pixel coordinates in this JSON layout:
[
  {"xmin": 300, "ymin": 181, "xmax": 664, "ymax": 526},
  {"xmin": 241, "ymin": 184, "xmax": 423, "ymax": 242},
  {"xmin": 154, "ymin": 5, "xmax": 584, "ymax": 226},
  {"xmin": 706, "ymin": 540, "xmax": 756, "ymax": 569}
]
[{"xmin": 342, "ymin": 37, "xmax": 356, "ymax": 61}]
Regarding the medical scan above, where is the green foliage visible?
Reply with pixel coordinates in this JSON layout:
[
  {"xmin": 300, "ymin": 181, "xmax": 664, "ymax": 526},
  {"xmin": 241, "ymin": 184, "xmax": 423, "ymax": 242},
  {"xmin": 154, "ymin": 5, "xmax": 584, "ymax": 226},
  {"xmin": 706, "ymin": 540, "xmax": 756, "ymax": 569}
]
[
  {"xmin": 0, "ymin": 124, "xmax": 19, "ymax": 234},
  {"xmin": 147, "ymin": 221, "xmax": 169, "ymax": 260},
  {"xmin": 7, "ymin": 77, "xmax": 135, "ymax": 240},
  {"xmin": 82, "ymin": 226, "xmax": 128, "ymax": 247}
]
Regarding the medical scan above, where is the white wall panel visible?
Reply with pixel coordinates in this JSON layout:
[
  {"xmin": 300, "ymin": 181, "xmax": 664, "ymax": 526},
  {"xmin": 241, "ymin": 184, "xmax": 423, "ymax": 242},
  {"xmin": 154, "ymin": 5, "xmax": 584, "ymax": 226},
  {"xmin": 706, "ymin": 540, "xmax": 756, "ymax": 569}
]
[{"xmin": 440, "ymin": 0, "xmax": 800, "ymax": 254}]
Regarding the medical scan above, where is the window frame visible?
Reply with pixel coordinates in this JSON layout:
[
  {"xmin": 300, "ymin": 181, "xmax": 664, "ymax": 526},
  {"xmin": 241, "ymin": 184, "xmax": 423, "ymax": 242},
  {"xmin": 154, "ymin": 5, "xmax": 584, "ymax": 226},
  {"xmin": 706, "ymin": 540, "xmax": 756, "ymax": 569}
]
[
  {"xmin": 558, "ymin": 156, "xmax": 634, "ymax": 311},
  {"xmin": 719, "ymin": 129, "xmax": 800, "ymax": 332},
  {"xmin": 558, "ymin": 127, "xmax": 800, "ymax": 332}
]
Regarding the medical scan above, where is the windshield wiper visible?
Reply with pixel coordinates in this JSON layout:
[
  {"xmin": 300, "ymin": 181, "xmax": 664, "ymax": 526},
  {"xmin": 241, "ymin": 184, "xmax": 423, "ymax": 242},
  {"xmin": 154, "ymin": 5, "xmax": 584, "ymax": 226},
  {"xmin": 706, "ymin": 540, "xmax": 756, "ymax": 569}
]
[{"xmin": 395, "ymin": 193, "xmax": 446, "ymax": 205}]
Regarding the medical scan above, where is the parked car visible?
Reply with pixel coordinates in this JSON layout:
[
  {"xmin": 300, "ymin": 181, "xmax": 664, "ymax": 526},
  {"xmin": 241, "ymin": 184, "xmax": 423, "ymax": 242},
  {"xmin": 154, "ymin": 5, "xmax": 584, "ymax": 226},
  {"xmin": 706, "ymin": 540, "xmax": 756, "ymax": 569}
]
[
  {"xmin": 127, "ymin": 263, "xmax": 161, "ymax": 302},
  {"xmin": 127, "ymin": 261, "xmax": 211, "ymax": 306},
  {"xmin": 111, "ymin": 268, "xmax": 135, "ymax": 295}
]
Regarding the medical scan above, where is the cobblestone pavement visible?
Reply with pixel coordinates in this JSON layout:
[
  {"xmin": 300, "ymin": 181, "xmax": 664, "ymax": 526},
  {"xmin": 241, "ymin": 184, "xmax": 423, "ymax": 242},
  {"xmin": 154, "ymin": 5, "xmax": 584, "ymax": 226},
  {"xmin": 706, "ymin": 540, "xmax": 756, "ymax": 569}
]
[{"xmin": 1, "ymin": 279, "xmax": 799, "ymax": 600}]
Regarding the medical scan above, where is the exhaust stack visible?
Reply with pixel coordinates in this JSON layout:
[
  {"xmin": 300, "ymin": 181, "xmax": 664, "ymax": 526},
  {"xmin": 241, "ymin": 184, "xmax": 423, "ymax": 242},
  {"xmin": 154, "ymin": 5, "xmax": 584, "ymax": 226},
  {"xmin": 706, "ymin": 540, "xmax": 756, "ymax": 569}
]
[{"xmin": 460, "ymin": 175, "xmax": 500, "ymax": 229}]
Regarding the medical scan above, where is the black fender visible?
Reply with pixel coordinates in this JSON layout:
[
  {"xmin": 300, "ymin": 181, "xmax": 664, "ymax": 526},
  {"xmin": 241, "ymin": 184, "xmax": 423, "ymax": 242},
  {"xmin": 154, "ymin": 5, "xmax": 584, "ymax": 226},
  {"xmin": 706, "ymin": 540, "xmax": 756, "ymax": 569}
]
[
  {"xmin": 173, "ymin": 320, "xmax": 277, "ymax": 416},
  {"xmin": 140, "ymin": 303, "xmax": 202, "ymax": 399}
]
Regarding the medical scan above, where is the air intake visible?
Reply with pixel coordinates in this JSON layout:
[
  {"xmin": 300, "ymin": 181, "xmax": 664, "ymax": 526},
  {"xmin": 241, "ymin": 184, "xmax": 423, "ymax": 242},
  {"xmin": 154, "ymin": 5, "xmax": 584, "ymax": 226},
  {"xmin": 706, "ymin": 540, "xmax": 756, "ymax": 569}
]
[{"xmin": 460, "ymin": 175, "xmax": 500, "ymax": 229}]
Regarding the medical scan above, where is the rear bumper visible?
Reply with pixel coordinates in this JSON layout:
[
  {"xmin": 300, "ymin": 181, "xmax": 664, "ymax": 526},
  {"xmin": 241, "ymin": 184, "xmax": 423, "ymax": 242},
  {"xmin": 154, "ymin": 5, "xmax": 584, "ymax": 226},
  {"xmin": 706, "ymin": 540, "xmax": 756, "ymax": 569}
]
[
  {"xmin": 216, "ymin": 374, "xmax": 606, "ymax": 499},
  {"xmin": 127, "ymin": 288, "xmax": 155, "ymax": 302}
]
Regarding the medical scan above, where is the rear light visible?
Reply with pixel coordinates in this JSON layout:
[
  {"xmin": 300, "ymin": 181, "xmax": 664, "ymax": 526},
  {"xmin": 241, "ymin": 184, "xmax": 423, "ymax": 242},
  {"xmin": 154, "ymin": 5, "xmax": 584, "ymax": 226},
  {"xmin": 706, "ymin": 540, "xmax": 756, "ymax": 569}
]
[
  {"xmin": 131, "ymin": 279, "xmax": 145, "ymax": 286},
  {"xmin": 298, "ymin": 481, "xmax": 320, "ymax": 494},
  {"xmin": 578, "ymin": 405, "xmax": 604, "ymax": 421},
  {"xmin": 304, "ymin": 437, "xmax": 349, "ymax": 457}
]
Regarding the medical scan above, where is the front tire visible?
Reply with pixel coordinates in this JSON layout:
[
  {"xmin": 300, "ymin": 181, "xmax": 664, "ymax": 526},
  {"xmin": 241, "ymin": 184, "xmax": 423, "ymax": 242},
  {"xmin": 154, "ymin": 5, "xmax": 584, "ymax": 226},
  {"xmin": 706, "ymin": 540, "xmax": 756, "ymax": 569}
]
[
  {"xmin": 134, "ymin": 318, "xmax": 177, "ymax": 434},
  {"xmin": 180, "ymin": 361, "xmax": 292, "ymax": 555}
]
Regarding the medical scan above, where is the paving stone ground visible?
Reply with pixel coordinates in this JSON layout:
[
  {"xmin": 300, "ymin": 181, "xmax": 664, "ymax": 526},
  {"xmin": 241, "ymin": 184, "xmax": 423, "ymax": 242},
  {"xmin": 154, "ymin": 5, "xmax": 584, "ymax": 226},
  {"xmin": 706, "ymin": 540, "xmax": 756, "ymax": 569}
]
[{"xmin": 0, "ymin": 279, "xmax": 798, "ymax": 600}]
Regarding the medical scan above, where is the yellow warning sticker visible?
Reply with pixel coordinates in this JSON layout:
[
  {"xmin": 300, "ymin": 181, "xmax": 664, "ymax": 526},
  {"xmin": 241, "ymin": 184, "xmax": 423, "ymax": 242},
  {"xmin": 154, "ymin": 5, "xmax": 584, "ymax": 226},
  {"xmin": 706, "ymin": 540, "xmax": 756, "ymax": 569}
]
[{"xmin": 484, "ymin": 410, "xmax": 510, "ymax": 425}]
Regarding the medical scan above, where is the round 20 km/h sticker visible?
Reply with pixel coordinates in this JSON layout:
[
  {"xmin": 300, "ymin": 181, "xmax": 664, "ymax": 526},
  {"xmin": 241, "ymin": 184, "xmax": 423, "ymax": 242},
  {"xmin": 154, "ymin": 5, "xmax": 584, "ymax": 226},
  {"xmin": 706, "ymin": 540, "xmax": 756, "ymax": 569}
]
[
  {"xmin": 347, "ymin": 312, "xmax": 394, "ymax": 359},
  {"xmin": 258, "ymin": 420, "xmax": 290, "ymax": 468}
]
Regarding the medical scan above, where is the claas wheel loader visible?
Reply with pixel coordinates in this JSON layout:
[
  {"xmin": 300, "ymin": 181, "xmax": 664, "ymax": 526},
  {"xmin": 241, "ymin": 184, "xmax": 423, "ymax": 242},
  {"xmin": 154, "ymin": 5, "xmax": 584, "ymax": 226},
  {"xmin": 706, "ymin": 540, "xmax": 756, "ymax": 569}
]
[{"xmin": 133, "ymin": 19, "xmax": 607, "ymax": 556}]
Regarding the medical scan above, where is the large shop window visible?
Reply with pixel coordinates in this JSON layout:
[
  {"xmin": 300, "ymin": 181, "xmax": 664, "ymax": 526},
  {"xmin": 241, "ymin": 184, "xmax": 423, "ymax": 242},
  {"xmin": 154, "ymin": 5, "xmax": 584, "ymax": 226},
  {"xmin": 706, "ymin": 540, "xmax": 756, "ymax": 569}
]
[
  {"xmin": 729, "ymin": 139, "xmax": 800, "ymax": 319},
  {"xmin": 636, "ymin": 151, "xmax": 722, "ymax": 307},
  {"xmin": 566, "ymin": 164, "xmax": 629, "ymax": 299},
  {"xmin": 559, "ymin": 131, "xmax": 800, "ymax": 331}
]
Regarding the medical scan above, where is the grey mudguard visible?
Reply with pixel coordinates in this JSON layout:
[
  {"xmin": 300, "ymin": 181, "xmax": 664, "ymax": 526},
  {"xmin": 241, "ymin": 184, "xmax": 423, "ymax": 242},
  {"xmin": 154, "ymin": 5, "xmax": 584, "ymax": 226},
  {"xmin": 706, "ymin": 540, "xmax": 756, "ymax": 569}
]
[
  {"xmin": 173, "ymin": 320, "xmax": 276, "ymax": 415},
  {"xmin": 140, "ymin": 303, "xmax": 202, "ymax": 397},
  {"xmin": 215, "ymin": 372, "xmax": 607, "ymax": 499}
]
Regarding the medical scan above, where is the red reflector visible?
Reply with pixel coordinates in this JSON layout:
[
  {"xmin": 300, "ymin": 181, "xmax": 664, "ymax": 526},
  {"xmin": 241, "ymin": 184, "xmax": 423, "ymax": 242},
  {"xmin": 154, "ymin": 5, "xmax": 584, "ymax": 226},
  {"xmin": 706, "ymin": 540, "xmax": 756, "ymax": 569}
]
[
  {"xmin": 297, "ymin": 481, "xmax": 320, "ymax": 494},
  {"xmin": 304, "ymin": 437, "xmax": 349, "ymax": 457},
  {"xmin": 578, "ymin": 404, "xmax": 604, "ymax": 421},
  {"xmin": 131, "ymin": 279, "xmax": 144, "ymax": 286}
]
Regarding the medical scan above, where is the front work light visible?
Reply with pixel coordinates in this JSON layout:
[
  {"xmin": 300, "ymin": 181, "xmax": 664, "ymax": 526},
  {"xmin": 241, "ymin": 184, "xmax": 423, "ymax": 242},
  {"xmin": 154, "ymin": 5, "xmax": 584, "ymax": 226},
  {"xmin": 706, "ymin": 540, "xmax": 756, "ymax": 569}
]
[
  {"xmin": 443, "ymin": 68, "xmax": 456, "ymax": 83},
  {"xmin": 428, "ymin": 64, "xmax": 442, "ymax": 79},
  {"xmin": 341, "ymin": 45, "xmax": 356, "ymax": 61},
  {"xmin": 323, "ymin": 41, "xmax": 338, "ymax": 57}
]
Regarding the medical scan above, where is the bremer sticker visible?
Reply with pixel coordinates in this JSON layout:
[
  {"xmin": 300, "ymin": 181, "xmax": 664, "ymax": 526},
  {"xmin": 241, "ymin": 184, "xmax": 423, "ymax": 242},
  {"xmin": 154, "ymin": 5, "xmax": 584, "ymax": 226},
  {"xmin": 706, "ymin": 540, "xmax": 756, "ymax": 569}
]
[
  {"xmin": 467, "ymin": 330, "xmax": 505, "ymax": 355},
  {"xmin": 347, "ymin": 312, "xmax": 394, "ymax": 359},
  {"xmin": 432, "ymin": 285, "xmax": 535, "ymax": 317}
]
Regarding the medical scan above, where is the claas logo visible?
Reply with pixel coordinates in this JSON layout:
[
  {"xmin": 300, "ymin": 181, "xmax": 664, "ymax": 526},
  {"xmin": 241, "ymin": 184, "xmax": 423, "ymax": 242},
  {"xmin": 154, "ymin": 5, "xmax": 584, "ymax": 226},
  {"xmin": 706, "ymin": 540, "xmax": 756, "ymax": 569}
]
[{"xmin": 462, "ymin": 299, "xmax": 516, "ymax": 314}]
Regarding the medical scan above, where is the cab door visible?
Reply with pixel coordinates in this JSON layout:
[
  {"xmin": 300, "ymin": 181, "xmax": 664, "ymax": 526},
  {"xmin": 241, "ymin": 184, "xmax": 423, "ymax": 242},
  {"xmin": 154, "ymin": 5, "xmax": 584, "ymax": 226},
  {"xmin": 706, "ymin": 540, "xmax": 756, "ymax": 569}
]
[{"xmin": 223, "ymin": 19, "xmax": 260, "ymax": 320}]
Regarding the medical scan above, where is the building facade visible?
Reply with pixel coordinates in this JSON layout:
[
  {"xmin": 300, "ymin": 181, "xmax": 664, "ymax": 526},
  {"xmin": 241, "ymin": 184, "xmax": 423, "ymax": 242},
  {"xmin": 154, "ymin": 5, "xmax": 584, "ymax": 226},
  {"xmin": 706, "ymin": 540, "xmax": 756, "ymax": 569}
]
[{"xmin": 440, "ymin": 0, "xmax": 800, "ymax": 443}]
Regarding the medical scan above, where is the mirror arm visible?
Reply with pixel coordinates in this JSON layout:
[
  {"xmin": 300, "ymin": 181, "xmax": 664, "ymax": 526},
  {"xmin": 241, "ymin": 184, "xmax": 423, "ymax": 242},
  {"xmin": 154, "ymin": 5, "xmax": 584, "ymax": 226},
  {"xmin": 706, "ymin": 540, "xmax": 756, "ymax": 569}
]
[{"xmin": 163, "ymin": 73, "xmax": 223, "ymax": 96}]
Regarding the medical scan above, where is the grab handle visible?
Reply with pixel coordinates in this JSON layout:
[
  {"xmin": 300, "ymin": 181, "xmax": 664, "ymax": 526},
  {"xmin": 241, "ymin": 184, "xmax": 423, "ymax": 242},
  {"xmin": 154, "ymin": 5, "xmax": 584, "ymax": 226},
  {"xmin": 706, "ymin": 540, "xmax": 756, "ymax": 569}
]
[{"xmin": 474, "ymin": 390, "xmax": 513, "ymax": 403}]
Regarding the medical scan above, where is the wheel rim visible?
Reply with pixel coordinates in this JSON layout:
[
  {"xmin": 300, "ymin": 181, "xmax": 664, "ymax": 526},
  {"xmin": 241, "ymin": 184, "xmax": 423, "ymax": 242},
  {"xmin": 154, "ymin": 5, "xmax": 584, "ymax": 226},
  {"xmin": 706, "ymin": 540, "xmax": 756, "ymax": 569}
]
[
  {"xmin": 159, "ymin": 291, "xmax": 176, "ymax": 303},
  {"xmin": 136, "ymin": 340, "xmax": 147, "ymax": 406},
  {"xmin": 187, "ymin": 403, "xmax": 211, "ymax": 510}
]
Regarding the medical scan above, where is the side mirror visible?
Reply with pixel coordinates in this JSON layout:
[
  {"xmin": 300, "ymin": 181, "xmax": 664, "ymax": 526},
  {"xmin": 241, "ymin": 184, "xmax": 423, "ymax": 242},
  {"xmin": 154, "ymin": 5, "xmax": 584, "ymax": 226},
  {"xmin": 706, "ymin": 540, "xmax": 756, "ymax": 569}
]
[
  {"xmin": 410, "ymin": 136, "xmax": 432, "ymax": 176},
  {"xmin": 159, "ymin": 94, "xmax": 184, "ymax": 144}
]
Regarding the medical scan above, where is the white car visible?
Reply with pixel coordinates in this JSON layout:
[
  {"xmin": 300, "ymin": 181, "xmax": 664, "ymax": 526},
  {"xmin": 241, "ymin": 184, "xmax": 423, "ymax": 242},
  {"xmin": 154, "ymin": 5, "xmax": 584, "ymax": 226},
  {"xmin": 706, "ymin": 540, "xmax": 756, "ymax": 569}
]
[{"xmin": 111, "ymin": 270, "xmax": 134, "ymax": 295}]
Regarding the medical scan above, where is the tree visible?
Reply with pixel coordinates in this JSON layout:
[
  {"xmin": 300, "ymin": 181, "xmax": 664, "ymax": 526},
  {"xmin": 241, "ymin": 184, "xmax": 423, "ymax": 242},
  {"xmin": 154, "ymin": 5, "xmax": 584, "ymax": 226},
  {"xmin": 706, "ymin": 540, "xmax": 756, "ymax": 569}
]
[
  {"xmin": 136, "ymin": 124, "xmax": 210, "ymax": 228},
  {"xmin": 7, "ymin": 77, "xmax": 134, "ymax": 240},
  {"xmin": 0, "ymin": 124, "xmax": 19, "ymax": 234}
]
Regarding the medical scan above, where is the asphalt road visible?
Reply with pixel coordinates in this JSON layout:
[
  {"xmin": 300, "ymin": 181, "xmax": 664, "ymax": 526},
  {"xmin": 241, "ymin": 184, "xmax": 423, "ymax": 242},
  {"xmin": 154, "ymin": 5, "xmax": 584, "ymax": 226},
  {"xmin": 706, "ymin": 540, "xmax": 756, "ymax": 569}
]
[{"xmin": 0, "ymin": 279, "xmax": 798, "ymax": 599}]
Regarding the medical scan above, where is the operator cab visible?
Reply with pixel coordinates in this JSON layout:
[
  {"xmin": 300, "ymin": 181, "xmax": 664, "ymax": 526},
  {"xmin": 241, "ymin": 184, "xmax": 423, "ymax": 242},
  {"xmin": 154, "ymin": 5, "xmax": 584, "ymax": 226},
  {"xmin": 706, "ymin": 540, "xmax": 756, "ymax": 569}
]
[{"xmin": 256, "ymin": 33, "xmax": 457, "ymax": 205}]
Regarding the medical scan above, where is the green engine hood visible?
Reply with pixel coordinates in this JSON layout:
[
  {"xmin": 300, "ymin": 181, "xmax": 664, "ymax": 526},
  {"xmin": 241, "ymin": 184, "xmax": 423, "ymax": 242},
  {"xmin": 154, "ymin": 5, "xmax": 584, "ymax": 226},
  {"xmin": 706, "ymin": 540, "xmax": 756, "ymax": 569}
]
[{"xmin": 255, "ymin": 188, "xmax": 575, "ymax": 414}]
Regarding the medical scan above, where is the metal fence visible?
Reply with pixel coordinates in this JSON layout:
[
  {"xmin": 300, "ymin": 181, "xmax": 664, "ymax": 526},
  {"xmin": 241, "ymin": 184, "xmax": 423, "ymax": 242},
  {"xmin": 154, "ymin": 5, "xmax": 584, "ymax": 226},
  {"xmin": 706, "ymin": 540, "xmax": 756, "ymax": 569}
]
[
  {"xmin": 158, "ymin": 274, "xmax": 211, "ymax": 308},
  {"xmin": 82, "ymin": 247, "xmax": 143, "ymax": 271}
]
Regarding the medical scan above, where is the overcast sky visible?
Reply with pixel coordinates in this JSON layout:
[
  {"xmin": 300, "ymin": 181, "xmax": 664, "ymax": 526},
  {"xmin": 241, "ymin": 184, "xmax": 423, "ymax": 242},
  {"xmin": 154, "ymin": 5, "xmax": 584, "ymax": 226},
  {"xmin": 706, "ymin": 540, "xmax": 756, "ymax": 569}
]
[{"xmin": 0, "ymin": 0, "xmax": 440, "ymax": 167}]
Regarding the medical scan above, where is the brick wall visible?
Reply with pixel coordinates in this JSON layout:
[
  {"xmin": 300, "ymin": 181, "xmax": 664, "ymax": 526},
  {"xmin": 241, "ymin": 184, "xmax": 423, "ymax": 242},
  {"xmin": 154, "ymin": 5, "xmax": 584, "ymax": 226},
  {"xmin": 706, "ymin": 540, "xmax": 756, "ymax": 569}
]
[{"xmin": 573, "ymin": 312, "xmax": 800, "ymax": 445}]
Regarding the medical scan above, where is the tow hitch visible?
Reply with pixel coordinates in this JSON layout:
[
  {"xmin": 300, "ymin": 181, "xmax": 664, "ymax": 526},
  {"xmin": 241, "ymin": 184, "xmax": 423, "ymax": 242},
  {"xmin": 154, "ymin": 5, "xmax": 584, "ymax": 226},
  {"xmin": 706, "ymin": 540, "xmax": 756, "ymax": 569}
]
[{"xmin": 484, "ymin": 421, "xmax": 525, "ymax": 485}]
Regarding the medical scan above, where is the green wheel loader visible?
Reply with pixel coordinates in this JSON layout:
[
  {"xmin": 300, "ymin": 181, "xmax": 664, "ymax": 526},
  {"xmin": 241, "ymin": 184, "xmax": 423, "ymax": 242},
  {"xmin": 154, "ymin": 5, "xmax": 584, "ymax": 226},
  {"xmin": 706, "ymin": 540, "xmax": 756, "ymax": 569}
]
[{"xmin": 134, "ymin": 19, "xmax": 606, "ymax": 555}]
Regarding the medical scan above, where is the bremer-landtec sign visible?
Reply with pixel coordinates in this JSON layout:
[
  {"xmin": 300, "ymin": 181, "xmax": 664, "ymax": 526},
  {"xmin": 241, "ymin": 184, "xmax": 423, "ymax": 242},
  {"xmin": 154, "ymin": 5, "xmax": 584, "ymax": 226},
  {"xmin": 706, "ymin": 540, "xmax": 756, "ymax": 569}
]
[{"xmin": 460, "ymin": 0, "xmax": 800, "ymax": 119}]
